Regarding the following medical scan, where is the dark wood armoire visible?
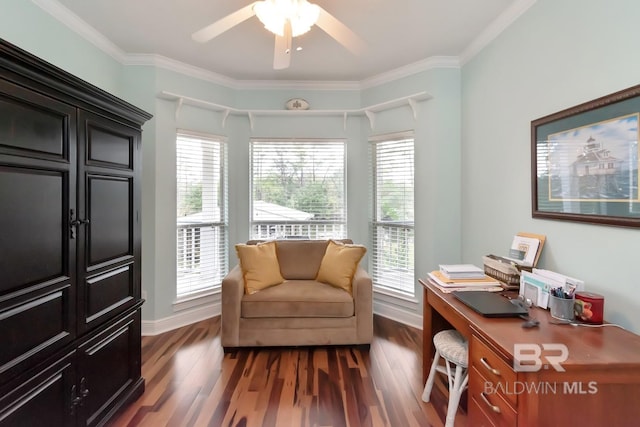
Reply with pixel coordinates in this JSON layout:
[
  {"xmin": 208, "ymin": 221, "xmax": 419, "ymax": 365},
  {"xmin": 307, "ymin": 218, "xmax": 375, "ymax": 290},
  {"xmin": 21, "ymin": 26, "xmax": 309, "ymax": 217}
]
[{"xmin": 0, "ymin": 39, "xmax": 152, "ymax": 426}]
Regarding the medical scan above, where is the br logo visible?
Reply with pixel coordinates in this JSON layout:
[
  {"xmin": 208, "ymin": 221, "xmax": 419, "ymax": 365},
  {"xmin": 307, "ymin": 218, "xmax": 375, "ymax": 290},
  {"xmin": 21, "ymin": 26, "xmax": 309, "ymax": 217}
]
[{"xmin": 513, "ymin": 343, "xmax": 568, "ymax": 372}]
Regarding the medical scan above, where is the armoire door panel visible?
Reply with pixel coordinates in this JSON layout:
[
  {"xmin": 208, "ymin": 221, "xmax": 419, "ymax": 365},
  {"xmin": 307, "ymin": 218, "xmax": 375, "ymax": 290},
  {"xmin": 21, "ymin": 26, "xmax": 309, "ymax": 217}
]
[
  {"xmin": 0, "ymin": 166, "xmax": 69, "ymax": 293},
  {"xmin": 0, "ymin": 80, "xmax": 74, "ymax": 161},
  {"xmin": 86, "ymin": 175, "xmax": 133, "ymax": 267},
  {"xmin": 85, "ymin": 264, "xmax": 134, "ymax": 325},
  {"xmin": 0, "ymin": 285, "xmax": 73, "ymax": 380},
  {"xmin": 0, "ymin": 350, "xmax": 76, "ymax": 427},
  {"xmin": 79, "ymin": 308, "xmax": 142, "ymax": 427},
  {"xmin": 86, "ymin": 123, "xmax": 133, "ymax": 169},
  {"xmin": 77, "ymin": 109, "xmax": 141, "ymax": 334}
]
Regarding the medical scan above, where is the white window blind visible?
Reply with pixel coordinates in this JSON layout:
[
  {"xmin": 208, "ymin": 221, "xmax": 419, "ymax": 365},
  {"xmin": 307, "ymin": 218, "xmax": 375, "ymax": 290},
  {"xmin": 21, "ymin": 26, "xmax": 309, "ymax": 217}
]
[
  {"xmin": 250, "ymin": 140, "xmax": 346, "ymax": 239},
  {"xmin": 176, "ymin": 132, "xmax": 227, "ymax": 298},
  {"xmin": 370, "ymin": 135, "xmax": 415, "ymax": 296}
]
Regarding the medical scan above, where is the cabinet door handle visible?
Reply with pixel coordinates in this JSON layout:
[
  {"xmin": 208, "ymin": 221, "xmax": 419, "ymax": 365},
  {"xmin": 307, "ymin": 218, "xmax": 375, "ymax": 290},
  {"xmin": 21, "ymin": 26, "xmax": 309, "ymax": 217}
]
[
  {"xmin": 80, "ymin": 377, "xmax": 90, "ymax": 398},
  {"xmin": 69, "ymin": 385, "xmax": 82, "ymax": 414},
  {"xmin": 479, "ymin": 357, "xmax": 501, "ymax": 376},
  {"xmin": 70, "ymin": 219, "xmax": 90, "ymax": 226},
  {"xmin": 480, "ymin": 392, "xmax": 501, "ymax": 413},
  {"xmin": 69, "ymin": 209, "xmax": 90, "ymax": 239}
]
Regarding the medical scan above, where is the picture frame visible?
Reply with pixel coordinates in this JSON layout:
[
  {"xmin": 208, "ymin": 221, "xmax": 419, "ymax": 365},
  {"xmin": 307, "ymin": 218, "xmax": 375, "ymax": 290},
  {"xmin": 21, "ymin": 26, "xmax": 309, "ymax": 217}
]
[{"xmin": 531, "ymin": 84, "xmax": 640, "ymax": 227}]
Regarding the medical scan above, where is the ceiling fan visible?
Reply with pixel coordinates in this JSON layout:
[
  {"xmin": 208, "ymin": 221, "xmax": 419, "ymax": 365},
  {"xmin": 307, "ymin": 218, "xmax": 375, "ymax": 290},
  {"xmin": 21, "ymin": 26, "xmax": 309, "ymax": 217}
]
[{"xmin": 192, "ymin": 0, "xmax": 365, "ymax": 70}]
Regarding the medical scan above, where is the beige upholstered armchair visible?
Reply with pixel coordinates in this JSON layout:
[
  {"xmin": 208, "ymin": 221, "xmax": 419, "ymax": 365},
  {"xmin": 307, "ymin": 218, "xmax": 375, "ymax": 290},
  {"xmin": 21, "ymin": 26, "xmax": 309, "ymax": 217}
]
[{"xmin": 221, "ymin": 239, "xmax": 373, "ymax": 350}]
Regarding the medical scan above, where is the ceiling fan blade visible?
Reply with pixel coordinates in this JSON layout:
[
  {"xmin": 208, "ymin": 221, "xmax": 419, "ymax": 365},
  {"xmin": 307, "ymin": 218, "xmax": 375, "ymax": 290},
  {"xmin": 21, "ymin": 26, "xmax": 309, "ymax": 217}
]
[
  {"xmin": 273, "ymin": 21, "xmax": 292, "ymax": 70},
  {"xmin": 192, "ymin": 2, "xmax": 258, "ymax": 43},
  {"xmin": 315, "ymin": 6, "xmax": 366, "ymax": 55}
]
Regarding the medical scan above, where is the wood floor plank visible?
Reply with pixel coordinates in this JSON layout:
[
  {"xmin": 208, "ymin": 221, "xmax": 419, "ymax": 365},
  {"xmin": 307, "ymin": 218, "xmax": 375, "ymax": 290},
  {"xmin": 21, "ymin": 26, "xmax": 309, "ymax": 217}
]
[{"xmin": 108, "ymin": 315, "xmax": 465, "ymax": 427}]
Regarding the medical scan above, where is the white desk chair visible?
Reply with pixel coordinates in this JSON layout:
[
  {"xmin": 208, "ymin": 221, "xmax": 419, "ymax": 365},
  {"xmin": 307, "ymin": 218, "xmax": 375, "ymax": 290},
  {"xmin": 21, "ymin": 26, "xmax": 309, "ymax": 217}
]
[{"xmin": 422, "ymin": 329, "xmax": 469, "ymax": 427}]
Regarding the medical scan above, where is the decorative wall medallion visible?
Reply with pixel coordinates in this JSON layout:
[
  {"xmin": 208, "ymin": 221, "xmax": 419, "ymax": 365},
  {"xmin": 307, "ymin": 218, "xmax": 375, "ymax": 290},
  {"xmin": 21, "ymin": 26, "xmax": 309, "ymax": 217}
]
[{"xmin": 285, "ymin": 98, "xmax": 310, "ymax": 110}]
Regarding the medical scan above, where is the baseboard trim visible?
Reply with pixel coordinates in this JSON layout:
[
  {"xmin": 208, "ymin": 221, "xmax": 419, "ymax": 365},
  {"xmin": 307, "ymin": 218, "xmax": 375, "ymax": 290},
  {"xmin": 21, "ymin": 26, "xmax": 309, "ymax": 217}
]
[
  {"xmin": 142, "ymin": 299, "xmax": 421, "ymax": 336},
  {"xmin": 373, "ymin": 299, "xmax": 423, "ymax": 330},
  {"xmin": 142, "ymin": 302, "xmax": 221, "ymax": 336}
]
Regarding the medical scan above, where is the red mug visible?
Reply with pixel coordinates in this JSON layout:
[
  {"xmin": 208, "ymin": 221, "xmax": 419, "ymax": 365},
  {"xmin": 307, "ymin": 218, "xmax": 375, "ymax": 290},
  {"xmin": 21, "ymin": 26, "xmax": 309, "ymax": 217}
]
[{"xmin": 574, "ymin": 291, "xmax": 604, "ymax": 324}]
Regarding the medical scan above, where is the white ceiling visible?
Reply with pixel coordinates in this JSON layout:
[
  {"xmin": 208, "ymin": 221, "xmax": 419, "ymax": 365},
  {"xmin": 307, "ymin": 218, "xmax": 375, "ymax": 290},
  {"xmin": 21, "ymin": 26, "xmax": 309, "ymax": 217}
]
[{"xmin": 49, "ymin": 0, "xmax": 529, "ymax": 83}]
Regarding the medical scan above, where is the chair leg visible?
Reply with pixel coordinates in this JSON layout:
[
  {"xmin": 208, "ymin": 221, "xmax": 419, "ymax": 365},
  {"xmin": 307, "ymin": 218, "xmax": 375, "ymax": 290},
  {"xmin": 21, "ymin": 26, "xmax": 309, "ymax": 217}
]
[
  {"xmin": 422, "ymin": 350, "xmax": 441, "ymax": 402},
  {"xmin": 444, "ymin": 364, "xmax": 469, "ymax": 427}
]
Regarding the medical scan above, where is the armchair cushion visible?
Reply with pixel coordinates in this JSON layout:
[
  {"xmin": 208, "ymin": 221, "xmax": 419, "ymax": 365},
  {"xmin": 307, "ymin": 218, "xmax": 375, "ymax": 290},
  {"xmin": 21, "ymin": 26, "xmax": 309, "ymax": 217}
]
[
  {"xmin": 235, "ymin": 241, "xmax": 284, "ymax": 294},
  {"xmin": 316, "ymin": 240, "xmax": 366, "ymax": 294},
  {"xmin": 241, "ymin": 280, "xmax": 354, "ymax": 318}
]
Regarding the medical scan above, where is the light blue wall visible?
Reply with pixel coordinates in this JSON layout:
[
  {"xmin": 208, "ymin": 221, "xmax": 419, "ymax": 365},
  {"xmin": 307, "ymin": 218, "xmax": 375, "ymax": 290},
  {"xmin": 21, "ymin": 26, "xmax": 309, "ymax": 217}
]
[
  {"xmin": 0, "ymin": 0, "xmax": 123, "ymax": 94},
  {"xmin": 462, "ymin": 0, "xmax": 640, "ymax": 332},
  {"xmin": 0, "ymin": 0, "xmax": 461, "ymax": 326},
  {"xmin": 234, "ymin": 88, "xmax": 362, "ymax": 110},
  {"xmin": 10, "ymin": 0, "xmax": 639, "ymax": 333},
  {"xmin": 120, "ymin": 66, "xmax": 159, "ymax": 317}
]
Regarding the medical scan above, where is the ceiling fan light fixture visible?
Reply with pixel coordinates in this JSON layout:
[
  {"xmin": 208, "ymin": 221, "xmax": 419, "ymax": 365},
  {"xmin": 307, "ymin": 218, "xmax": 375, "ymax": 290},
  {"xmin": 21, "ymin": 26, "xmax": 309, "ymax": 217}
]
[{"xmin": 254, "ymin": 0, "xmax": 320, "ymax": 37}]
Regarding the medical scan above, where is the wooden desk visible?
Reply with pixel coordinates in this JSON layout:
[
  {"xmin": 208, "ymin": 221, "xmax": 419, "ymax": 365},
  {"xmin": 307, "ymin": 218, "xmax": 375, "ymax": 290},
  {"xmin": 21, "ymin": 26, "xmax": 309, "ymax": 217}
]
[{"xmin": 420, "ymin": 279, "xmax": 640, "ymax": 426}]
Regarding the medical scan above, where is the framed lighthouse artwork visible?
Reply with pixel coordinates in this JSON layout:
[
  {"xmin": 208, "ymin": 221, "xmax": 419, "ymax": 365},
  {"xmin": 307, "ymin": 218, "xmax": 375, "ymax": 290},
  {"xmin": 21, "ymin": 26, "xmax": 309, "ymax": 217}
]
[{"xmin": 531, "ymin": 84, "xmax": 640, "ymax": 227}]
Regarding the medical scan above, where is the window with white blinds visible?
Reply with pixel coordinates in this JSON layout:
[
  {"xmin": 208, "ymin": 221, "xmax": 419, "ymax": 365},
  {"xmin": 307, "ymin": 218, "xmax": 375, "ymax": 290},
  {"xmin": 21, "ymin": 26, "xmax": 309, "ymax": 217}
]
[
  {"xmin": 370, "ymin": 134, "xmax": 415, "ymax": 297},
  {"xmin": 250, "ymin": 140, "xmax": 346, "ymax": 240},
  {"xmin": 176, "ymin": 131, "xmax": 227, "ymax": 298}
]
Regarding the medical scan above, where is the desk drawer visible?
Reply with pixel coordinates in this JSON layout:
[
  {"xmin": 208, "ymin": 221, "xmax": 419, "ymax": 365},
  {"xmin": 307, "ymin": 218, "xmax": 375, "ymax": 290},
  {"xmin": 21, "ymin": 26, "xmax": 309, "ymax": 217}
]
[
  {"xmin": 469, "ymin": 366, "xmax": 517, "ymax": 427},
  {"xmin": 471, "ymin": 335, "xmax": 517, "ymax": 407},
  {"xmin": 469, "ymin": 396, "xmax": 497, "ymax": 427}
]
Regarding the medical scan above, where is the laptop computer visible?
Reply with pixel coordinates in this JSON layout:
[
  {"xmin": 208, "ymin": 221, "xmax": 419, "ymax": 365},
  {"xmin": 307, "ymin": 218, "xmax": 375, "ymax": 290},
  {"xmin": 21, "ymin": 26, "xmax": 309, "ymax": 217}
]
[{"xmin": 452, "ymin": 291, "xmax": 528, "ymax": 318}]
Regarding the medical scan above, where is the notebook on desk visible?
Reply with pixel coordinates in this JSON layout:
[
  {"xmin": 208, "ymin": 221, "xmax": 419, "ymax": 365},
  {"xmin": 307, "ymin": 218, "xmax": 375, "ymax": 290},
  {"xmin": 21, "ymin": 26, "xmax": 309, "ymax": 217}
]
[{"xmin": 452, "ymin": 290, "xmax": 528, "ymax": 318}]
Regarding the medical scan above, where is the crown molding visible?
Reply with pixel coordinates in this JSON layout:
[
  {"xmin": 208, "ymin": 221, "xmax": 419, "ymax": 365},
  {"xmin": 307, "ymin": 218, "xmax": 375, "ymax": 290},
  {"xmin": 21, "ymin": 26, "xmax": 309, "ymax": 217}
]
[
  {"xmin": 460, "ymin": 0, "xmax": 538, "ymax": 64},
  {"xmin": 124, "ymin": 53, "xmax": 361, "ymax": 90},
  {"xmin": 360, "ymin": 56, "xmax": 460, "ymax": 89},
  {"xmin": 230, "ymin": 79, "xmax": 362, "ymax": 91},
  {"xmin": 31, "ymin": 0, "xmax": 126, "ymax": 62},
  {"xmin": 123, "ymin": 53, "xmax": 239, "ymax": 87},
  {"xmin": 35, "ymin": 0, "xmax": 535, "ymax": 90}
]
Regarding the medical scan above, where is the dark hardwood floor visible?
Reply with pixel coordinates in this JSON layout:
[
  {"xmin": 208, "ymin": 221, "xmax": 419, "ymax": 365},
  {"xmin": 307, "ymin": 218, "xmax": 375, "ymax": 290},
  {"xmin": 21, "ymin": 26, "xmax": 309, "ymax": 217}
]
[{"xmin": 109, "ymin": 315, "xmax": 464, "ymax": 427}]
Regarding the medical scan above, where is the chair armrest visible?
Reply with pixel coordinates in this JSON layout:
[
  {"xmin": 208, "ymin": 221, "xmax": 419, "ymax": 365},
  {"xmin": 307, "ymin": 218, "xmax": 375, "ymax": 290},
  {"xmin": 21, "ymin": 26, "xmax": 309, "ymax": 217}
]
[
  {"xmin": 221, "ymin": 265, "xmax": 244, "ymax": 347},
  {"xmin": 352, "ymin": 267, "xmax": 373, "ymax": 343},
  {"xmin": 352, "ymin": 267, "xmax": 372, "ymax": 297}
]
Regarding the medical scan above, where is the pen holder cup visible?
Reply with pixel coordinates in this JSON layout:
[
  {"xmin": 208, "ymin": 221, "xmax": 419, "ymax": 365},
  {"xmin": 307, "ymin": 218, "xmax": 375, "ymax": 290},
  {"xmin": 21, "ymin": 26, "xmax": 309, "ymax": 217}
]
[{"xmin": 549, "ymin": 295, "xmax": 575, "ymax": 321}]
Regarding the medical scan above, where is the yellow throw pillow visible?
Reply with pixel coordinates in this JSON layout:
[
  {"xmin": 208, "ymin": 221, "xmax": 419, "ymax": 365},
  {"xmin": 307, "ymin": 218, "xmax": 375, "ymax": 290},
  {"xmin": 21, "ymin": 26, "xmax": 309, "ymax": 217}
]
[
  {"xmin": 316, "ymin": 240, "xmax": 366, "ymax": 294},
  {"xmin": 235, "ymin": 241, "xmax": 284, "ymax": 294}
]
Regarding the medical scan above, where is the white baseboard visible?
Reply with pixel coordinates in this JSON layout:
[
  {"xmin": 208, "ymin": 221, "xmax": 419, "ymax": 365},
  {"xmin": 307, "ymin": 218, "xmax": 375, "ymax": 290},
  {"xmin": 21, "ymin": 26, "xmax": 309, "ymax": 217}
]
[
  {"xmin": 142, "ymin": 301, "xmax": 221, "ymax": 336},
  {"xmin": 142, "ymin": 299, "xmax": 422, "ymax": 336},
  {"xmin": 373, "ymin": 299, "xmax": 423, "ymax": 330}
]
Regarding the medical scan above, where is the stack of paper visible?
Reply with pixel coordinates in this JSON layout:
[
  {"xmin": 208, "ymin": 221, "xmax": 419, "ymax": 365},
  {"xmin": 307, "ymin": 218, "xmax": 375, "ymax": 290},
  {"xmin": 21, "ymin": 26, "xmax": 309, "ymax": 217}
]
[
  {"xmin": 427, "ymin": 270, "xmax": 502, "ymax": 293},
  {"xmin": 439, "ymin": 264, "xmax": 486, "ymax": 279}
]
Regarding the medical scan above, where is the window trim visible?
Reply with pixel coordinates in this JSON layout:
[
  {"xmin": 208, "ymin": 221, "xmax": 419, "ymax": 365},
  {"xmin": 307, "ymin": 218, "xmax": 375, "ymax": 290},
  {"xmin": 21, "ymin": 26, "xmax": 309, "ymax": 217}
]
[
  {"xmin": 369, "ymin": 131, "xmax": 416, "ymax": 298},
  {"xmin": 175, "ymin": 129, "xmax": 228, "ymax": 303}
]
